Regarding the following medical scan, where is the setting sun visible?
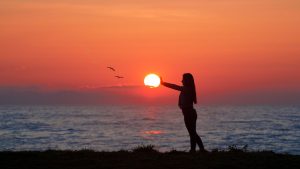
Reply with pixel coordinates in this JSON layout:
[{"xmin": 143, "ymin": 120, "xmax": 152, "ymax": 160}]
[{"xmin": 144, "ymin": 74, "xmax": 161, "ymax": 88}]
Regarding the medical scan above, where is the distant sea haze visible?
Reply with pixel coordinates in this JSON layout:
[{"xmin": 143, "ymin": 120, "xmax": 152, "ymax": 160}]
[
  {"xmin": 1, "ymin": 86, "xmax": 300, "ymax": 105},
  {"xmin": 0, "ymin": 105, "xmax": 299, "ymax": 154}
]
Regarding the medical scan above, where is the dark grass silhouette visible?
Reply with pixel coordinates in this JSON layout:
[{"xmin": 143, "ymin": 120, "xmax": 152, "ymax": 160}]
[{"xmin": 1, "ymin": 145, "xmax": 299, "ymax": 169}]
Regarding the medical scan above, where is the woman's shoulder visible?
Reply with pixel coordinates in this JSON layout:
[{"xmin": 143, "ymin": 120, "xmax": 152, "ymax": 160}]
[
  {"xmin": 182, "ymin": 86, "xmax": 193, "ymax": 93},
  {"xmin": 182, "ymin": 86, "xmax": 192, "ymax": 91}
]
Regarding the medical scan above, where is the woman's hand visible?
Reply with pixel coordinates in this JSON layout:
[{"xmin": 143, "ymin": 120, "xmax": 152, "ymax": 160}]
[{"xmin": 160, "ymin": 76, "xmax": 163, "ymax": 84}]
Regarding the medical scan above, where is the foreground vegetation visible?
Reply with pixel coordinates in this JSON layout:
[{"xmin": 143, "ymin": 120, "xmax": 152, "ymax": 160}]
[{"xmin": 1, "ymin": 145, "xmax": 299, "ymax": 169}]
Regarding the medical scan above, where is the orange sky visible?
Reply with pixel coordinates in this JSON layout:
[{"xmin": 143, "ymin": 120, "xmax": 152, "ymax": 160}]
[{"xmin": 0, "ymin": 0, "xmax": 299, "ymax": 105}]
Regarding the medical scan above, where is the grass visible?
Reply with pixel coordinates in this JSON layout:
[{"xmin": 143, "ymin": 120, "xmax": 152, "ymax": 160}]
[{"xmin": 0, "ymin": 145, "xmax": 299, "ymax": 169}]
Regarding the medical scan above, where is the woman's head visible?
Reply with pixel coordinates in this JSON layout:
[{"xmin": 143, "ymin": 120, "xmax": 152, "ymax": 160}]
[
  {"xmin": 182, "ymin": 73, "xmax": 197, "ymax": 104},
  {"xmin": 182, "ymin": 73, "xmax": 194, "ymax": 86}
]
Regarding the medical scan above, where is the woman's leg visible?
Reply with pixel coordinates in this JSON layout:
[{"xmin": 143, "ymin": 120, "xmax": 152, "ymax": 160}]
[
  {"xmin": 195, "ymin": 132, "xmax": 205, "ymax": 151},
  {"xmin": 193, "ymin": 113, "xmax": 205, "ymax": 151},
  {"xmin": 184, "ymin": 110, "xmax": 205, "ymax": 151},
  {"xmin": 184, "ymin": 115, "xmax": 196, "ymax": 151}
]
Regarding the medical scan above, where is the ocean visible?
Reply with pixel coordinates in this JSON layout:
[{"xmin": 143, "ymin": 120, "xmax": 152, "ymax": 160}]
[{"xmin": 0, "ymin": 105, "xmax": 299, "ymax": 154}]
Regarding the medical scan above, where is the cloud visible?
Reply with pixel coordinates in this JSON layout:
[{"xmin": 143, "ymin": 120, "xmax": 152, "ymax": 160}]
[
  {"xmin": 79, "ymin": 84, "xmax": 144, "ymax": 90},
  {"xmin": 0, "ymin": 85, "xmax": 168, "ymax": 105}
]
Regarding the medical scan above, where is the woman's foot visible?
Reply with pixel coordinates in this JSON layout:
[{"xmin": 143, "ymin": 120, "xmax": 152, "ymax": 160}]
[
  {"xmin": 199, "ymin": 149, "xmax": 208, "ymax": 153},
  {"xmin": 189, "ymin": 149, "xmax": 196, "ymax": 153}
]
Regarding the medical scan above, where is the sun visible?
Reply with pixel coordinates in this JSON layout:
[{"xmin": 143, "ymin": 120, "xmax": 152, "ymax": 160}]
[{"xmin": 144, "ymin": 73, "xmax": 161, "ymax": 88}]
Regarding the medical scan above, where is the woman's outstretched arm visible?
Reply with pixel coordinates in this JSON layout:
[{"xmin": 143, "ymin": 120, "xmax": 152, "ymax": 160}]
[{"xmin": 160, "ymin": 77, "xmax": 183, "ymax": 91}]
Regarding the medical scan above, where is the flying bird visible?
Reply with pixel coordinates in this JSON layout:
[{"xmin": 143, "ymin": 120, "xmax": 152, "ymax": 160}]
[
  {"xmin": 107, "ymin": 66, "xmax": 115, "ymax": 71},
  {"xmin": 115, "ymin": 76, "xmax": 124, "ymax": 79}
]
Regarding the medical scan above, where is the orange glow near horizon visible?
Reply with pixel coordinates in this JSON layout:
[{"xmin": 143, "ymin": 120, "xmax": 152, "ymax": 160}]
[{"xmin": 0, "ymin": 0, "xmax": 300, "ymax": 104}]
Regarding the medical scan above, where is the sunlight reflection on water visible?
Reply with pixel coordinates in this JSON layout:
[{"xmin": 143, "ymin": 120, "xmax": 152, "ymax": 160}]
[
  {"xmin": 143, "ymin": 130, "xmax": 164, "ymax": 135},
  {"xmin": 0, "ymin": 105, "xmax": 299, "ymax": 154}
]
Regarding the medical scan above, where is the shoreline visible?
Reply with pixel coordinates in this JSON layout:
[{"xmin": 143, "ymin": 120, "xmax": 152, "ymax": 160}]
[{"xmin": 1, "ymin": 146, "xmax": 300, "ymax": 169}]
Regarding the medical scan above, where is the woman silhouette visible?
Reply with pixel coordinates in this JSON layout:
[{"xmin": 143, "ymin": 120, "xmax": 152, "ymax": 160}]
[{"xmin": 161, "ymin": 73, "xmax": 206, "ymax": 153}]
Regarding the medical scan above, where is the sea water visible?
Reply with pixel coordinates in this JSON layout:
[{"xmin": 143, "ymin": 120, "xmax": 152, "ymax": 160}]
[{"xmin": 0, "ymin": 105, "xmax": 299, "ymax": 154}]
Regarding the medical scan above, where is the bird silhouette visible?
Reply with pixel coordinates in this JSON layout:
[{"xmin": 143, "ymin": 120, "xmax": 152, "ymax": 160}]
[
  {"xmin": 107, "ymin": 66, "xmax": 115, "ymax": 71},
  {"xmin": 115, "ymin": 76, "xmax": 124, "ymax": 79}
]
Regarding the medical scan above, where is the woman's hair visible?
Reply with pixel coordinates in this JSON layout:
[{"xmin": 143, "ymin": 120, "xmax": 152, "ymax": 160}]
[{"xmin": 183, "ymin": 73, "xmax": 197, "ymax": 104}]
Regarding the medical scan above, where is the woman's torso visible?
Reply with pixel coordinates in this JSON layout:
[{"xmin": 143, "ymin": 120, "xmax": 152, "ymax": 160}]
[{"xmin": 178, "ymin": 87, "xmax": 194, "ymax": 109}]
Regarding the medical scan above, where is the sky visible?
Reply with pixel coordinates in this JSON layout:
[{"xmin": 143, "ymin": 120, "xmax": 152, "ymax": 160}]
[{"xmin": 0, "ymin": 0, "xmax": 300, "ymax": 105}]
